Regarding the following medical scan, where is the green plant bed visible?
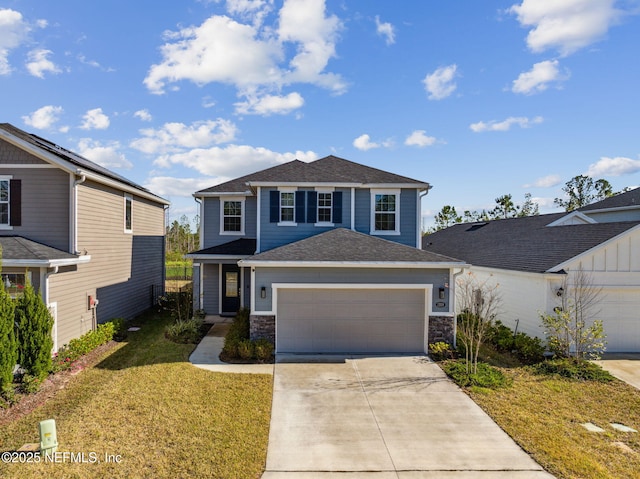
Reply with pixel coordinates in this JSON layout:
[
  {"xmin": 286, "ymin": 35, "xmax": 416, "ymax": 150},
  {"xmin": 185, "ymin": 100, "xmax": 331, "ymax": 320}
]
[
  {"xmin": 530, "ymin": 357, "xmax": 615, "ymax": 382},
  {"xmin": 440, "ymin": 359, "xmax": 512, "ymax": 389}
]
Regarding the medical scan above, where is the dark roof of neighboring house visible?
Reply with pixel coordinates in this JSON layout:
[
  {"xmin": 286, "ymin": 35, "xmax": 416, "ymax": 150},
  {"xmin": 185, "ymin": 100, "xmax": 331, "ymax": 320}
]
[
  {"xmin": 0, "ymin": 123, "xmax": 167, "ymax": 203},
  {"xmin": 187, "ymin": 238, "xmax": 256, "ymax": 257},
  {"xmin": 422, "ymin": 213, "xmax": 640, "ymax": 273},
  {"xmin": 0, "ymin": 235, "xmax": 80, "ymax": 262},
  {"xmin": 579, "ymin": 187, "xmax": 640, "ymax": 211},
  {"xmin": 196, "ymin": 155, "xmax": 430, "ymax": 194},
  {"xmin": 243, "ymin": 228, "xmax": 462, "ymax": 264}
]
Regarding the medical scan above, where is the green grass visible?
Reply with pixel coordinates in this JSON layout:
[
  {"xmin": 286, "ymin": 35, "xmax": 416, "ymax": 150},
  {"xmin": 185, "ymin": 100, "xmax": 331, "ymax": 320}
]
[
  {"xmin": 0, "ymin": 310, "xmax": 273, "ymax": 479},
  {"xmin": 165, "ymin": 261, "xmax": 192, "ymax": 279},
  {"xmin": 448, "ymin": 345, "xmax": 640, "ymax": 479}
]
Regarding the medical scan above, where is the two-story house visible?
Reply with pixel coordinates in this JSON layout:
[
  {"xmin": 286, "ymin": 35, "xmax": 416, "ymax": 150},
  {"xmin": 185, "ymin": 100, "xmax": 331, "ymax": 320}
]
[
  {"xmin": 188, "ymin": 155, "xmax": 464, "ymax": 354},
  {"xmin": 0, "ymin": 123, "xmax": 168, "ymax": 350}
]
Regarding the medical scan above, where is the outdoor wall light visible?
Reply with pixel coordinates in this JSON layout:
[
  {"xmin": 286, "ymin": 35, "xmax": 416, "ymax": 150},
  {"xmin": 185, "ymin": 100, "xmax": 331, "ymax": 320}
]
[
  {"xmin": 438, "ymin": 287, "xmax": 445, "ymax": 299},
  {"xmin": 556, "ymin": 287, "xmax": 564, "ymax": 297},
  {"xmin": 261, "ymin": 286, "xmax": 266, "ymax": 299}
]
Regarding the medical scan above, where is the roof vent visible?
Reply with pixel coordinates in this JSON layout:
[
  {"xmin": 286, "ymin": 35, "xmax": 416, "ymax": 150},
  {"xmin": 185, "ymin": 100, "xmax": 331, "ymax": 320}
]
[{"xmin": 466, "ymin": 222, "xmax": 488, "ymax": 232}]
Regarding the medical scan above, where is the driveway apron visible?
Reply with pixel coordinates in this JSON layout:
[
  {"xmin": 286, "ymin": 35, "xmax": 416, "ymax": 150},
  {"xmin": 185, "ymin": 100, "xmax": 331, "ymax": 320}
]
[{"xmin": 262, "ymin": 355, "xmax": 553, "ymax": 478}]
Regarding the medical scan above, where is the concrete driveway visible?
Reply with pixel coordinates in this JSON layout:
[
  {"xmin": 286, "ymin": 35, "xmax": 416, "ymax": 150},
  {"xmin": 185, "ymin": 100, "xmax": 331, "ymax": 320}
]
[
  {"xmin": 597, "ymin": 353, "xmax": 640, "ymax": 390},
  {"xmin": 262, "ymin": 355, "xmax": 553, "ymax": 478}
]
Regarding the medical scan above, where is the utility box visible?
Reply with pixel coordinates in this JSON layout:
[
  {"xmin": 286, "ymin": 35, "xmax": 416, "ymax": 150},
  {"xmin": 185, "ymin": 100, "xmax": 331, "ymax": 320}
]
[{"xmin": 39, "ymin": 419, "xmax": 58, "ymax": 455}]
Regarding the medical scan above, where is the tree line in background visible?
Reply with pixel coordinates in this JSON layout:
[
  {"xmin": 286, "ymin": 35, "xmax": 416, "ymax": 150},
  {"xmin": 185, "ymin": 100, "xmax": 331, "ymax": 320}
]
[
  {"xmin": 428, "ymin": 175, "xmax": 629, "ymax": 233},
  {"xmin": 166, "ymin": 214, "xmax": 200, "ymax": 261}
]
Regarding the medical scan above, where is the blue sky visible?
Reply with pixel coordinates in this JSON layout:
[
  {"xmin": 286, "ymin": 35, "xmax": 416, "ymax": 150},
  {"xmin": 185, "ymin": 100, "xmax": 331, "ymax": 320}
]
[{"xmin": 2, "ymin": 0, "xmax": 640, "ymax": 230}]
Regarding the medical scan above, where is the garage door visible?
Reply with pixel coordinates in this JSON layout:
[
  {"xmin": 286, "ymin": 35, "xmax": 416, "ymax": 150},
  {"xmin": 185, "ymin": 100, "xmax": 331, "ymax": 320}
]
[
  {"xmin": 276, "ymin": 288, "xmax": 426, "ymax": 353},
  {"xmin": 598, "ymin": 290, "xmax": 640, "ymax": 352}
]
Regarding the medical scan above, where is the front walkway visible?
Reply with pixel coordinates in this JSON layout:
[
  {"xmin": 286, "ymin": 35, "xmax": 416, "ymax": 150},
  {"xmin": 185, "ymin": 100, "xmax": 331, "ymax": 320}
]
[
  {"xmin": 189, "ymin": 318, "xmax": 274, "ymax": 375},
  {"xmin": 262, "ymin": 355, "xmax": 554, "ymax": 478},
  {"xmin": 597, "ymin": 353, "xmax": 640, "ymax": 390}
]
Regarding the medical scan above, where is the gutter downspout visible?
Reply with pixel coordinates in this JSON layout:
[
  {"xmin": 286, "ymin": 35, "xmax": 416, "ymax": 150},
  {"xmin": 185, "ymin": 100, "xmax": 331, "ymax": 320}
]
[
  {"xmin": 451, "ymin": 267, "xmax": 465, "ymax": 348},
  {"xmin": 418, "ymin": 188, "xmax": 429, "ymax": 248},
  {"xmin": 45, "ymin": 266, "xmax": 59, "ymax": 352},
  {"xmin": 71, "ymin": 173, "xmax": 86, "ymax": 254},
  {"xmin": 193, "ymin": 196, "xmax": 204, "ymax": 310}
]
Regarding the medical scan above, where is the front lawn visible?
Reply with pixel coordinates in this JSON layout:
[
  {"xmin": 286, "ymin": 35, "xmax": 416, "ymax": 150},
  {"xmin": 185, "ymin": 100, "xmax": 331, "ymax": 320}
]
[{"xmin": 0, "ymin": 310, "xmax": 273, "ymax": 479}]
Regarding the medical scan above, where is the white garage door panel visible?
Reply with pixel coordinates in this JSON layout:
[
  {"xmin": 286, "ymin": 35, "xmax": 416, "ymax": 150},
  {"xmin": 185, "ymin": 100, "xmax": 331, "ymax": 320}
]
[
  {"xmin": 598, "ymin": 291, "xmax": 640, "ymax": 352},
  {"xmin": 277, "ymin": 288, "xmax": 425, "ymax": 353}
]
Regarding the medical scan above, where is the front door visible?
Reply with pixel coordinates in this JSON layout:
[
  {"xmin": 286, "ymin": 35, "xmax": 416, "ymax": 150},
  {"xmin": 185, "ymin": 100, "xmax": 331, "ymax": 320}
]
[{"xmin": 221, "ymin": 264, "xmax": 241, "ymax": 315}]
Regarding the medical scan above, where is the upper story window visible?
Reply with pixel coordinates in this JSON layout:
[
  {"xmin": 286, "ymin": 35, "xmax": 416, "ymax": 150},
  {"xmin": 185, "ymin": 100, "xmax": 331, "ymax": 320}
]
[
  {"xmin": 220, "ymin": 198, "xmax": 245, "ymax": 235},
  {"xmin": 124, "ymin": 193, "xmax": 133, "ymax": 233},
  {"xmin": 317, "ymin": 192, "xmax": 332, "ymax": 223},
  {"xmin": 280, "ymin": 192, "xmax": 295, "ymax": 223},
  {"xmin": 371, "ymin": 189, "xmax": 400, "ymax": 235},
  {"xmin": 2, "ymin": 272, "xmax": 29, "ymax": 298},
  {"xmin": 0, "ymin": 180, "xmax": 9, "ymax": 226},
  {"xmin": 0, "ymin": 176, "xmax": 20, "ymax": 229}
]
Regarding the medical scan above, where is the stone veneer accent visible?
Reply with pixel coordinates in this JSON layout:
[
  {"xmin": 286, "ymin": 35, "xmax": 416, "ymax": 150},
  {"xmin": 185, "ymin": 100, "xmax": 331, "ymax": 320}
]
[
  {"xmin": 428, "ymin": 315, "xmax": 455, "ymax": 346},
  {"xmin": 250, "ymin": 315, "xmax": 275, "ymax": 344}
]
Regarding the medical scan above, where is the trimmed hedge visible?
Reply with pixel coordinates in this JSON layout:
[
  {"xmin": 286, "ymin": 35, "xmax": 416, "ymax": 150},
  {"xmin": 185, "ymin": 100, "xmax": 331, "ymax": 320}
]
[{"xmin": 52, "ymin": 321, "xmax": 118, "ymax": 373}]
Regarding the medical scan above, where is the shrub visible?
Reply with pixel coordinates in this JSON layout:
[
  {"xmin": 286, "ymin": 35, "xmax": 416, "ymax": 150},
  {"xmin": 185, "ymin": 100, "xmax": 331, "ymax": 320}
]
[
  {"xmin": 429, "ymin": 342, "xmax": 454, "ymax": 361},
  {"xmin": 0, "ymin": 282, "xmax": 17, "ymax": 390},
  {"xmin": 165, "ymin": 318, "xmax": 202, "ymax": 344},
  {"xmin": 20, "ymin": 373, "xmax": 43, "ymax": 394},
  {"xmin": 109, "ymin": 317, "xmax": 128, "ymax": 341},
  {"xmin": 15, "ymin": 281, "xmax": 54, "ymax": 380},
  {"xmin": 237, "ymin": 339, "xmax": 255, "ymax": 360},
  {"xmin": 0, "ymin": 384, "xmax": 16, "ymax": 408},
  {"xmin": 440, "ymin": 359, "xmax": 512, "ymax": 389},
  {"xmin": 254, "ymin": 339, "xmax": 274, "ymax": 361},
  {"xmin": 486, "ymin": 321, "xmax": 545, "ymax": 365},
  {"xmin": 51, "ymin": 322, "xmax": 117, "ymax": 373},
  {"xmin": 531, "ymin": 358, "xmax": 615, "ymax": 382}
]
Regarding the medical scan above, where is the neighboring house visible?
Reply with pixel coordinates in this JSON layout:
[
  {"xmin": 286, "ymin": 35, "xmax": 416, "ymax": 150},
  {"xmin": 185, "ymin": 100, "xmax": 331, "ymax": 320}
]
[
  {"xmin": 423, "ymin": 190, "xmax": 640, "ymax": 352},
  {"xmin": 188, "ymin": 155, "xmax": 465, "ymax": 354},
  {"xmin": 0, "ymin": 123, "xmax": 168, "ymax": 350}
]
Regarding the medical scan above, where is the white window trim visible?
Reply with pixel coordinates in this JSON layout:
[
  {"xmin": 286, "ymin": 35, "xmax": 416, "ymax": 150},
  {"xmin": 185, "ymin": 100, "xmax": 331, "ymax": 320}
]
[
  {"xmin": 370, "ymin": 189, "xmax": 400, "ymax": 235},
  {"xmin": 0, "ymin": 175, "xmax": 13, "ymax": 230},
  {"xmin": 124, "ymin": 193, "xmax": 133, "ymax": 234},
  {"xmin": 278, "ymin": 187, "xmax": 297, "ymax": 226},
  {"xmin": 315, "ymin": 188, "xmax": 334, "ymax": 227},
  {"xmin": 219, "ymin": 197, "xmax": 245, "ymax": 236}
]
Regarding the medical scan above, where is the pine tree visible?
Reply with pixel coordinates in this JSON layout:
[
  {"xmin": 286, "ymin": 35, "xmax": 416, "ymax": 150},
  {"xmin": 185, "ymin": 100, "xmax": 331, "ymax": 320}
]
[
  {"xmin": 16, "ymin": 280, "xmax": 53, "ymax": 380},
  {"xmin": 0, "ymin": 279, "xmax": 17, "ymax": 390}
]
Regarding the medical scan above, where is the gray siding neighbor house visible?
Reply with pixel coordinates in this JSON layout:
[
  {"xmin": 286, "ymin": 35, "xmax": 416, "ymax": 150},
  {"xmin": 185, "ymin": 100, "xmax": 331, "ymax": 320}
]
[
  {"xmin": 0, "ymin": 123, "xmax": 168, "ymax": 350},
  {"xmin": 423, "ymin": 188, "xmax": 640, "ymax": 353},
  {"xmin": 189, "ymin": 155, "xmax": 465, "ymax": 354}
]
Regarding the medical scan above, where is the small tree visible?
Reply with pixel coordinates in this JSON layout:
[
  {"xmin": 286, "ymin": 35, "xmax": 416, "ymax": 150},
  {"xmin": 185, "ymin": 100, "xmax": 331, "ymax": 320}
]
[
  {"xmin": 0, "ymin": 278, "xmax": 17, "ymax": 390},
  {"xmin": 16, "ymin": 280, "xmax": 54, "ymax": 380},
  {"xmin": 456, "ymin": 272, "xmax": 501, "ymax": 374},
  {"xmin": 540, "ymin": 267, "xmax": 607, "ymax": 359}
]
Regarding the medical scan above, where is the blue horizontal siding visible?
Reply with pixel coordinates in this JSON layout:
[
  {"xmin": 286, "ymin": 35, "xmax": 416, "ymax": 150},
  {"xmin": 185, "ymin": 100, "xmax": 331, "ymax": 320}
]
[{"xmin": 202, "ymin": 196, "xmax": 257, "ymax": 249}]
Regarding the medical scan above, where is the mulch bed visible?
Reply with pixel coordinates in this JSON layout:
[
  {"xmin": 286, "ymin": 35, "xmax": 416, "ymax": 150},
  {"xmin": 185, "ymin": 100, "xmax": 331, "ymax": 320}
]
[{"xmin": 0, "ymin": 341, "xmax": 119, "ymax": 426}]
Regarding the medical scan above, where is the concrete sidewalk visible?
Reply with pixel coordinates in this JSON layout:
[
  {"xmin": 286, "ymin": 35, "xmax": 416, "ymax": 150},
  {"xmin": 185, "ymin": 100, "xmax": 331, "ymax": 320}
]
[
  {"xmin": 263, "ymin": 355, "xmax": 553, "ymax": 479},
  {"xmin": 189, "ymin": 320, "xmax": 274, "ymax": 375}
]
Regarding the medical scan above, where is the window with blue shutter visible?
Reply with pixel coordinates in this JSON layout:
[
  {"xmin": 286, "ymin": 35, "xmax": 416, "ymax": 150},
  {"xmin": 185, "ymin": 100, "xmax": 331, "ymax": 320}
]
[
  {"xmin": 269, "ymin": 190, "xmax": 279, "ymax": 223},
  {"xmin": 333, "ymin": 191, "xmax": 342, "ymax": 224}
]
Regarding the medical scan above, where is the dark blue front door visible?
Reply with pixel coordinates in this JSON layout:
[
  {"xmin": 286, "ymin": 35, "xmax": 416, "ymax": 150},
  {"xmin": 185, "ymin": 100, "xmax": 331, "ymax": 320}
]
[{"xmin": 221, "ymin": 264, "xmax": 240, "ymax": 315}]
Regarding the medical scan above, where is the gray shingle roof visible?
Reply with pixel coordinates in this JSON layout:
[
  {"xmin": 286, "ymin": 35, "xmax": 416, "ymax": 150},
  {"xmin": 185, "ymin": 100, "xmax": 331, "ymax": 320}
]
[
  {"xmin": 196, "ymin": 155, "xmax": 429, "ymax": 194},
  {"xmin": 579, "ymin": 187, "xmax": 640, "ymax": 211},
  {"xmin": 243, "ymin": 228, "xmax": 462, "ymax": 264},
  {"xmin": 0, "ymin": 123, "xmax": 167, "ymax": 203},
  {"xmin": 0, "ymin": 235, "xmax": 81, "ymax": 263},
  {"xmin": 422, "ymin": 214, "xmax": 640, "ymax": 273},
  {"xmin": 188, "ymin": 238, "xmax": 256, "ymax": 257}
]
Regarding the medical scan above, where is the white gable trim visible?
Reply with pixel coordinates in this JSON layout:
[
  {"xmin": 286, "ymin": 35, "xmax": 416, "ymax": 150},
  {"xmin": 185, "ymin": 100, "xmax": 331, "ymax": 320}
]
[{"xmin": 546, "ymin": 211, "xmax": 596, "ymax": 226}]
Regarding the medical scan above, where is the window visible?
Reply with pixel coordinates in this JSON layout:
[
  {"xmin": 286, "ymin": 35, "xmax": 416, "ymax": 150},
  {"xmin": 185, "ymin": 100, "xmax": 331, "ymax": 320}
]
[
  {"xmin": 2, "ymin": 273, "xmax": 27, "ymax": 297},
  {"xmin": 371, "ymin": 190, "xmax": 400, "ymax": 234},
  {"xmin": 124, "ymin": 194, "xmax": 133, "ymax": 233},
  {"xmin": 317, "ymin": 193, "xmax": 332, "ymax": 223},
  {"xmin": 220, "ymin": 198, "xmax": 244, "ymax": 235},
  {"xmin": 280, "ymin": 192, "xmax": 295, "ymax": 222},
  {"xmin": 0, "ymin": 180, "xmax": 9, "ymax": 225}
]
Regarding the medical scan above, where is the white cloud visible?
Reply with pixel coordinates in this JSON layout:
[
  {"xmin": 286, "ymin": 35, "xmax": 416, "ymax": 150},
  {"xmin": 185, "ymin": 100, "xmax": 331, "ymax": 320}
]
[
  {"xmin": 470, "ymin": 116, "xmax": 543, "ymax": 132},
  {"xmin": 375, "ymin": 15, "xmax": 395, "ymax": 45},
  {"xmin": 154, "ymin": 144, "xmax": 318, "ymax": 177},
  {"xmin": 80, "ymin": 108, "xmax": 110, "ymax": 130},
  {"xmin": 523, "ymin": 174, "xmax": 562, "ymax": 188},
  {"xmin": 404, "ymin": 130, "xmax": 437, "ymax": 147},
  {"xmin": 508, "ymin": 0, "xmax": 625, "ymax": 56},
  {"xmin": 134, "ymin": 109, "xmax": 152, "ymax": 122},
  {"xmin": 25, "ymin": 48, "xmax": 60, "ymax": 78},
  {"xmin": 353, "ymin": 134, "xmax": 392, "ymax": 151},
  {"xmin": 130, "ymin": 119, "xmax": 238, "ymax": 154},
  {"xmin": 423, "ymin": 64, "xmax": 457, "ymax": 100},
  {"xmin": 235, "ymin": 91, "xmax": 304, "ymax": 115},
  {"xmin": 587, "ymin": 156, "xmax": 640, "ymax": 177},
  {"xmin": 0, "ymin": 8, "xmax": 30, "ymax": 75},
  {"xmin": 22, "ymin": 105, "xmax": 64, "ymax": 130},
  {"xmin": 144, "ymin": 0, "xmax": 344, "ymax": 113},
  {"xmin": 77, "ymin": 138, "xmax": 133, "ymax": 170},
  {"xmin": 512, "ymin": 60, "xmax": 567, "ymax": 95},
  {"xmin": 144, "ymin": 176, "xmax": 223, "ymax": 197}
]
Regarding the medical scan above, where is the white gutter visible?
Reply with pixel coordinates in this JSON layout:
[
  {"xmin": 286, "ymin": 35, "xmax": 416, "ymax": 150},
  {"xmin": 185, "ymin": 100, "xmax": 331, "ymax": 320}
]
[
  {"xmin": 256, "ymin": 186, "xmax": 261, "ymax": 253},
  {"xmin": 194, "ymin": 196, "xmax": 204, "ymax": 250},
  {"xmin": 71, "ymin": 173, "xmax": 86, "ymax": 254},
  {"xmin": 238, "ymin": 260, "xmax": 469, "ymax": 269},
  {"xmin": 2, "ymin": 255, "xmax": 91, "ymax": 268},
  {"xmin": 44, "ymin": 266, "xmax": 59, "ymax": 305},
  {"xmin": 417, "ymin": 188, "xmax": 429, "ymax": 248},
  {"xmin": 350, "ymin": 187, "xmax": 355, "ymax": 231}
]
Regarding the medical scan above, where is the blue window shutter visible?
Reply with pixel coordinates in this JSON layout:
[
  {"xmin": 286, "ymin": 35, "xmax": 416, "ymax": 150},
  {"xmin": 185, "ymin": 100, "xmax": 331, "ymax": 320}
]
[
  {"xmin": 269, "ymin": 190, "xmax": 279, "ymax": 222},
  {"xmin": 333, "ymin": 191, "xmax": 342, "ymax": 224},
  {"xmin": 295, "ymin": 191, "xmax": 306, "ymax": 223},
  {"xmin": 306, "ymin": 191, "xmax": 317, "ymax": 223}
]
